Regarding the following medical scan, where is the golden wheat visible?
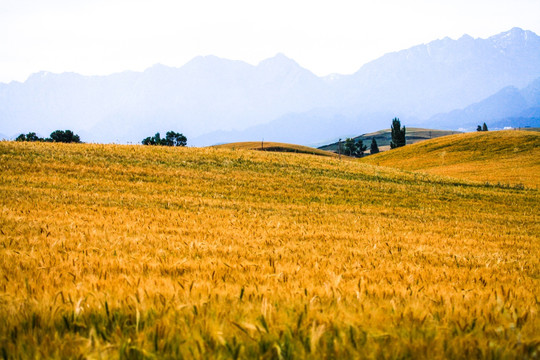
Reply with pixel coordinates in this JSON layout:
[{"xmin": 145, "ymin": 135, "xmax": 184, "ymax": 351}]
[
  {"xmin": 362, "ymin": 130, "xmax": 540, "ymax": 188},
  {"xmin": 0, "ymin": 140, "xmax": 538, "ymax": 359}
]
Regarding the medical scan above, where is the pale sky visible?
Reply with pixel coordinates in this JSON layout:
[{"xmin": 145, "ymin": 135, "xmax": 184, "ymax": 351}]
[{"xmin": 1, "ymin": 0, "xmax": 540, "ymax": 83}]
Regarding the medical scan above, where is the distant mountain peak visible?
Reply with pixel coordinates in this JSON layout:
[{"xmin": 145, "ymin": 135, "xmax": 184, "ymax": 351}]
[
  {"xmin": 184, "ymin": 55, "xmax": 225, "ymax": 67},
  {"xmin": 26, "ymin": 71, "xmax": 51, "ymax": 82},
  {"xmin": 458, "ymin": 34, "xmax": 474, "ymax": 41},
  {"xmin": 508, "ymin": 27, "xmax": 526, "ymax": 35},
  {"xmin": 26, "ymin": 70, "xmax": 83, "ymax": 83},
  {"xmin": 178, "ymin": 55, "xmax": 253, "ymax": 76},
  {"xmin": 490, "ymin": 27, "xmax": 538, "ymax": 47},
  {"xmin": 258, "ymin": 53, "xmax": 300, "ymax": 68}
]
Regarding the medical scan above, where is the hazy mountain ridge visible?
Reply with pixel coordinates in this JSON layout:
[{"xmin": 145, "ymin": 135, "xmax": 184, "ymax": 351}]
[
  {"xmin": 331, "ymin": 28, "xmax": 540, "ymax": 118},
  {"xmin": 192, "ymin": 109, "xmax": 399, "ymax": 147},
  {"xmin": 425, "ymin": 76, "xmax": 540, "ymax": 129},
  {"xmin": 1, "ymin": 28, "xmax": 539, "ymax": 145},
  {"xmin": 205, "ymin": 74, "xmax": 540, "ymax": 147}
]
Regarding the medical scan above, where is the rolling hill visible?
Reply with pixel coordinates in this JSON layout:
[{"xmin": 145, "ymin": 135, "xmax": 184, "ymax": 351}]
[
  {"xmin": 213, "ymin": 141, "xmax": 337, "ymax": 157},
  {"xmin": 361, "ymin": 130, "xmax": 540, "ymax": 188},
  {"xmin": 318, "ymin": 128, "xmax": 462, "ymax": 152}
]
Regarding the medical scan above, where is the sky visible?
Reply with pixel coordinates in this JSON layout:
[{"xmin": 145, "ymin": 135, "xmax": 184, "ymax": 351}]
[{"xmin": 1, "ymin": 0, "xmax": 540, "ymax": 83}]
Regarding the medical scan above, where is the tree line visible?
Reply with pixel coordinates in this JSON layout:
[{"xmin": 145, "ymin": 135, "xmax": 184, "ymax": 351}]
[
  {"xmin": 477, "ymin": 123, "xmax": 489, "ymax": 131},
  {"xmin": 340, "ymin": 117, "xmax": 405, "ymax": 157},
  {"xmin": 14, "ymin": 129, "xmax": 189, "ymax": 147},
  {"xmin": 141, "ymin": 131, "xmax": 187, "ymax": 146},
  {"xmin": 15, "ymin": 118, "xmax": 490, "ymax": 153},
  {"xmin": 342, "ymin": 137, "xmax": 380, "ymax": 157},
  {"xmin": 16, "ymin": 130, "xmax": 81, "ymax": 143}
]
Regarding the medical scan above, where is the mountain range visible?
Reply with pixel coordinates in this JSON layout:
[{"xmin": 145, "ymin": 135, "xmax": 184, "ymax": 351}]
[
  {"xmin": 1, "ymin": 27, "xmax": 539, "ymax": 145},
  {"xmin": 423, "ymin": 77, "xmax": 540, "ymax": 130}
]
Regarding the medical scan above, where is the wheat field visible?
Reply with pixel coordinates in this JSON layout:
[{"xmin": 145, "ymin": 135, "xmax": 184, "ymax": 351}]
[
  {"xmin": 362, "ymin": 130, "xmax": 540, "ymax": 188},
  {"xmin": 0, "ymin": 139, "xmax": 539, "ymax": 359}
]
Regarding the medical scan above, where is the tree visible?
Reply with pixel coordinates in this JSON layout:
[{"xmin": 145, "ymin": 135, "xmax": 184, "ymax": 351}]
[
  {"xmin": 164, "ymin": 131, "xmax": 187, "ymax": 146},
  {"xmin": 370, "ymin": 138, "xmax": 379, "ymax": 155},
  {"xmin": 356, "ymin": 139, "xmax": 367, "ymax": 157},
  {"xmin": 390, "ymin": 118, "xmax": 406, "ymax": 149},
  {"xmin": 156, "ymin": 132, "xmax": 163, "ymax": 145},
  {"xmin": 142, "ymin": 136, "xmax": 155, "ymax": 145},
  {"xmin": 476, "ymin": 123, "xmax": 489, "ymax": 131},
  {"xmin": 142, "ymin": 131, "xmax": 187, "ymax": 146},
  {"xmin": 142, "ymin": 133, "xmax": 163, "ymax": 146},
  {"xmin": 344, "ymin": 137, "xmax": 367, "ymax": 157},
  {"xmin": 15, "ymin": 132, "xmax": 42, "ymax": 142},
  {"xmin": 344, "ymin": 138, "xmax": 357, "ymax": 157},
  {"xmin": 26, "ymin": 132, "xmax": 40, "ymax": 141},
  {"xmin": 49, "ymin": 130, "xmax": 81, "ymax": 143}
]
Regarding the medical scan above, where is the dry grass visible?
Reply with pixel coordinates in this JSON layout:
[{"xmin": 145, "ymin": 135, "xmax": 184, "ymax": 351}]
[
  {"xmin": 362, "ymin": 130, "xmax": 540, "ymax": 188},
  {"xmin": 0, "ymin": 140, "xmax": 539, "ymax": 359}
]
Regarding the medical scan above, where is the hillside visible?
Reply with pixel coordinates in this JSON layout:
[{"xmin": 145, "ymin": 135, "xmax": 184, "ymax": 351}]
[
  {"xmin": 213, "ymin": 141, "xmax": 337, "ymax": 157},
  {"xmin": 362, "ymin": 130, "xmax": 540, "ymax": 187},
  {"xmin": 1, "ymin": 141, "xmax": 538, "ymax": 358},
  {"xmin": 318, "ymin": 128, "xmax": 462, "ymax": 152}
]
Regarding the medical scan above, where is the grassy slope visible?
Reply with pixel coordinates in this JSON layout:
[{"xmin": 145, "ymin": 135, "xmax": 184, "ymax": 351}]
[
  {"xmin": 519, "ymin": 127, "xmax": 540, "ymax": 132},
  {"xmin": 214, "ymin": 141, "xmax": 337, "ymax": 157},
  {"xmin": 319, "ymin": 128, "xmax": 462, "ymax": 152},
  {"xmin": 362, "ymin": 130, "xmax": 540, "ymax": 188},
  {"xmin": 0, "ymin": 141, "xmax": 539, "ymax": 358}
]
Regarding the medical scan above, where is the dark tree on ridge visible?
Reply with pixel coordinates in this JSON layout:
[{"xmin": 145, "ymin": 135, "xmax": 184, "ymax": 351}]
[
  {"xmin": 390, "ymin": 118, "xmax": 406, "ymax": 149},
  {"xmin": 344, "ymin": 138, "xmax": 358, "ymax": 157},
  {"xmin": 477, "ymin": 123, "xmax": 489, "ymax": 131},
  {"xmin": 16, "ymin": 132, "xmax": 41, "ymax": 142},
  {"xmin": 344, "ymin": 138, "xmax": 367, "ymax": 157},
  {"xmin": 142, "ymin": 131, "xmax": 187, "ymax": 146},
  {"xmin": 16, "ymin": 130, "xmax": 81, "ymax": 143},
  {"xmin": 370, "ymin": 138, "xmax": 379, "ymax": 154},
  {"xmin": 49, "ymin": 130, "xmax": 81, "ymax": 143}
]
